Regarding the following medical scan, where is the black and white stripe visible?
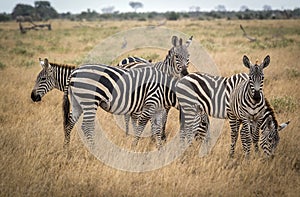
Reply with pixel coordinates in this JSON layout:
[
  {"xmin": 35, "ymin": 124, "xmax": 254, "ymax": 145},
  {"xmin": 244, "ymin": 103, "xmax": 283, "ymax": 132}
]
[
  {"xmin": 63, "ymin": 64, "xmax": 179, "ymax": 148},
  {"xmin": 31, "ymin": 58, "xmax": 75, "ymax": 102},
  {"xmin": 252, "ymin": 99, "xmax": 290, "ymax": 157},
  {"xmin": 176, "ymin": 55, "xmax": 284, "ymax": 158},
  {"xmin": 117, "ymin": 35, "xmax": 192, "ymax": 139}
]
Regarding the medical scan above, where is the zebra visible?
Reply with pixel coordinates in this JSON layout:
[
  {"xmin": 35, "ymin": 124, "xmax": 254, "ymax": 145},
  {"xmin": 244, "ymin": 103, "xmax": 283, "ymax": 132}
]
[
  {"xmin": 176, "ymin": 55, "xmax": 289, "ymax": 158},
  {"xmin": 63, "ymin": 64, "xmax": 179, "ymax": 149},
  {"xmin": 31, "ymin": 58, "xmax": 75, "ymax": 102},
  {"xmin": 252, "ymin": 99, "xmax": 290, "ymax": 157},
  {"xmin": 117, "ymin": 35, "xmax": 193, "ymax": 139}
]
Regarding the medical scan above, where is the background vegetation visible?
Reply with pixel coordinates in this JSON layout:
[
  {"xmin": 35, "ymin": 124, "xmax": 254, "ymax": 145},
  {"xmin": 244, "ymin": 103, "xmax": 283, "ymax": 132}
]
[
  {"xmin": 0, "ymin": 18, "xmax": 299, "ymax": 196},
  {"xmin": 0, "ymin": 1, "xmax": 300, "ymax": 22}
]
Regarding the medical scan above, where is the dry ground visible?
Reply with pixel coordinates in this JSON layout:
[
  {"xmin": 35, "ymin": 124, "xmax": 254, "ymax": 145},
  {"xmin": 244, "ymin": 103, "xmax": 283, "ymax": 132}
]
[{"xmin": 0, "ymin": 19, "xmax": 299, "ymax": 196}]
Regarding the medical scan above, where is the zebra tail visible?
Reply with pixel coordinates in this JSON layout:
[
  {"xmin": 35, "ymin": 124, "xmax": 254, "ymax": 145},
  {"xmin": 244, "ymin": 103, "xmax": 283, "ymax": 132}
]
[{"xmin": 63, "ymin": 88, "xmax": 70, "ymax": 129}]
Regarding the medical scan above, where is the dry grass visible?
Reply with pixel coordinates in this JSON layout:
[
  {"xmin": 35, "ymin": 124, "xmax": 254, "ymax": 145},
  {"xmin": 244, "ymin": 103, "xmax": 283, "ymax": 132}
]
[{"xmin": 0, "ymin": 19, "xmax": 299, "ymax": 196}]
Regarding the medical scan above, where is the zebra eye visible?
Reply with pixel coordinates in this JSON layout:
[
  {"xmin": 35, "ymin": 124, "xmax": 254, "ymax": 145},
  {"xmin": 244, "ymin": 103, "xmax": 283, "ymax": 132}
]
[{"xmin": 40, "ymin": 77, "xmax": 47, "ymax": 81}]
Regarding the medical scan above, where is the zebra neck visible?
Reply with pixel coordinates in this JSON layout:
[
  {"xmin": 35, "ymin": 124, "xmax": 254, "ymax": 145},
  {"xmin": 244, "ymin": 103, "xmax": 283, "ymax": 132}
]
[
  {"xmin": 166, "ymin": 79, "xmax": 178, "ymax": 108},
  {"xmin": 53, "ymin": 65, "xmax": 75, "ymax": 91},
  {"xmin": 162, "ymin": 55, "xmax": 174, "ymax": 76},
  {"xmin": 261, "ymin": 99, "xmax": 278, "ymax": 130}
]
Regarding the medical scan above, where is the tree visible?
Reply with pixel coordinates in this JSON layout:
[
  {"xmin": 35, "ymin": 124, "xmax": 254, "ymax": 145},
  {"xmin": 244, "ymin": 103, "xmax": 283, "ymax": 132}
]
[
  {"xmin": 12, "ymin": 4, "xmax": 35, "ymax": 19},
  {"xmin": 101, "ymin": 6, "xmax": 115, "ymax": 14},
  {"xmin": 165, "ymin": 11, "xmax": 180, "ymax": 20},
  {"xmin": 263, "ymin": 5, "xmax": 272, "ymax": 11},
  {"xmin": 34, "ymin": 1, "xmax": 58, "ymax": 20},
  {"xmin": 215, "ymin": 5, "xmax": 226, "ymax": 12},
  {"xmin": 34, "ymin": 1, "xmax": 50, "ymax": 8},
  {"xmin": 129, "ymin": 1, "xmax": 143, "ymax": 12},
  {"xmin": 12, "ymin": 1, "xmax": 58, "ymax": 21},
  {"xmin": 240, "ymin": 5, "xmax": 249, "ymax": 12},
  {"xmin": 189, "ymin": 6, "xmax": 200, "ymax": 12}
]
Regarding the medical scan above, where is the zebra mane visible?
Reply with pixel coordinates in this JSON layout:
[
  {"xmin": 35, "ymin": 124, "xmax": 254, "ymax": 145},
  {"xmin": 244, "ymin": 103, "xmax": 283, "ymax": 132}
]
[
  {"xmin": 49, "ymin": 62, "xmax": 76, "ymax": 69},
  {"xmin": 265, "ymin": 98, "xmax": 278, "ymax": 128}
]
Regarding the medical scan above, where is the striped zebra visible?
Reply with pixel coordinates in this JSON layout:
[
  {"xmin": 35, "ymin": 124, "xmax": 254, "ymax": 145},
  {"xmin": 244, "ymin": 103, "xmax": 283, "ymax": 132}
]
[
  {"xmin": 63, "ymin": 64, "xmax": 179, "ymax": 148},
  {"xmin": 117, "ymin": 35, "xmax": 193, "ymax": 138},
  {"xmin": 31, "ymin": 58, "xmax": 75, "ymax": 102},
  {"xmin": 176, "ymin": 55, "xmax": 289, "ymax": 158},
  {"xmin": 253, "ymin": 99, "xmax": 290, "ymax": 157}
]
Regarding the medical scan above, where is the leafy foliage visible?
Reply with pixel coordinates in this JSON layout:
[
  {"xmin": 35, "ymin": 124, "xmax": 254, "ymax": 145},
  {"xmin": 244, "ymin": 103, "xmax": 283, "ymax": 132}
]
[{"xmin": 11, "ymin": 1, "xmax": 58, "ymax": 21}]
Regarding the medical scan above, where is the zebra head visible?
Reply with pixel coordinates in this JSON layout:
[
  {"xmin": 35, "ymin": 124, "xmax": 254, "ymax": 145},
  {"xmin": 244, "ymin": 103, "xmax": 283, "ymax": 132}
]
[
  {"xmin": 31, "ymin": 58, "xmax": 55, "ymax": 102},
  {"xmin": 169, "ymin": 35, "xmax": 192, "ymax": 77},
  {"xmin": 243, "ymin": 55, "xmax": 270, "ymax": 102},
  {"xmin": 260, "ymin": 115, "xmax": 290, "ymax": 157},
  {"xmin": 193, "ymin": 104, "xmax": 210, "ymax": 141}
]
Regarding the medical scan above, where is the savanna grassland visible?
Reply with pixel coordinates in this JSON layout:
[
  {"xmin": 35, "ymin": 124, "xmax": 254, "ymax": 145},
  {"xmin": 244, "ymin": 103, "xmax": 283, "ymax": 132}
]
[{"xmin": 0, "ymin": 19, "xmax": 299, "ymax": 196}]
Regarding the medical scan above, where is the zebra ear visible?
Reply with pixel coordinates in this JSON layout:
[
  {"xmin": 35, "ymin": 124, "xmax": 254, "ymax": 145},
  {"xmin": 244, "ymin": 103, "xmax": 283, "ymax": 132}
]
[
  {"xmin": 278, "ymin": 120, "xmax": 290, "ymax": 132},
  {"xmin": 39, "ymin": 57, "xmax": 48, "ymax": 69},
  {"xmin": 172, "ymin": 36, "xmax": 178, "ymax": 47},
  {"xmin": 185, "ymin": 36, "xmax": 193, "ymax": 47},
  {"xmin": 243, "ymin": 55, "xmax": 251, "ymax": 68},
  {"xmin": 266, "ymin": 115, "xmax": 273, "ymax": 128},
  {"xmin": 262, "ymin": 55, "xmax": 270, "ymax": 68},
  {"xmin": 179, "ymin": 38, "xmax": 183, "ymax": 46},
  {"xmin": 44, "ymin": 58, "xmax": 51, "ymax": 69},
  {"xmin": 39, "ymin": 57, "xmax": 44, "ymax": 68}
]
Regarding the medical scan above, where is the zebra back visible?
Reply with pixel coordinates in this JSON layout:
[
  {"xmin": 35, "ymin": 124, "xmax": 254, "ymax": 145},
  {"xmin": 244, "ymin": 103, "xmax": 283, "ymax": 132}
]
[
  {"xmin": 68, "ymin": 64, "xmax": 178, "ymax": 114},
  {"xmin": 116, "ymin": 56, "xmax": 151, "ymax": 68},
  {"xmin": 176, "ymin": 72, "xmax": 248, "ymax": 119}
]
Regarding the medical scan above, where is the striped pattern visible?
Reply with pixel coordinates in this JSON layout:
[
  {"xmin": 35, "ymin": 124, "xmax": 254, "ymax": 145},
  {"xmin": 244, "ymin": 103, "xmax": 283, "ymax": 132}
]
[
  {"xmin": 117, "ymin": 35, "xmax": 192, "ymax": 139},
  {"xmin": 63, "ymin": 64, "xmax": 179, "ymax": 148},
  {"xmin": 176, "ymin": 55, "xmax": 280, "ymax": 158},
  {"xmin": 177, "ymin": 72, "xmax": 248, "ymax": 144},
  {"xmin": 31, "ymin": 58, "xmax": 75, "ymax": 102},
  {"xmin": 252, "ymin": 99, "xmax": 290, "ymax": 157}
]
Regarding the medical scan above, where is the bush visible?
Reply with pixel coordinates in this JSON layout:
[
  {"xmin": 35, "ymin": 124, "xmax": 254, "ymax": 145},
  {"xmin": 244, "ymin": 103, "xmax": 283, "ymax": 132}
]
[
  {"xmin": 165, "ymin": 12, "xmax": 180, "ymax": 20},
  {"xmin": 271, "ymin": 96, "xmax": 297, "ymax": 113}
]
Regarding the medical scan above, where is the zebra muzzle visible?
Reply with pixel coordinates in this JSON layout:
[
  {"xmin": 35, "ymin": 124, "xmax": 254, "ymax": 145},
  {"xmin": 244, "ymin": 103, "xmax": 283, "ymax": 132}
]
[
  {"xmin": 31, "ymin": 91, "xmax": 41, "ymax": 102},
  {"xmin": 181, "ymin": 68, "xmax": 189, "ymax": 76},
  {"xmin": 253, "ymin": 91, "xmax": 261, "ymax": 102}
]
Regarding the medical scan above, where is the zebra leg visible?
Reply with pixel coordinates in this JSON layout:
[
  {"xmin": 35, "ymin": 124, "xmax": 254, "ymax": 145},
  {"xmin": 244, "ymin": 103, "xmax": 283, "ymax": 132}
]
[
  {"xmin": 179, "ymin": 107, "xmax": 186, "ymax": 145},
  {"xmin": 130, "ymin": 112, "xmax": 139, "ymax": 135},
  {"xmin": 229, "ymin": 117, "xmax": 241, "ymax": 158},
  {"xmin": 151, "ymin": 111, "xmax": 164, "ymax": 149},
  {"xmin": 63, "ymin": 91, "xmax": 82, "ymax": 148},
  {"xmin": 250, "ymin": 122, "xmax": 260, "ymax": 153},
  {"xmin": 179, "ymin": 106, "xmax": 194, "ymax": 146},
  {"xmin": 124, "ymin": 114, "xmax": 130, "ymax": 136},
  {"xmin": 203, "ymin": 115, "xmax": 211, "ymax": 143},
  {"xmin": 161, "ymin": 108, "xmax": 170, "ymax": 141},
  {"xmin": 81, "ymin": 108, "xmax": 97, "ymax": 149},
  {"xmin": 240, "ymin": 121, "xmax": 252, "ymax": 159},
  {"xmin": 132, "ymin": 108, "xmax": 153, "ymax": 147}
]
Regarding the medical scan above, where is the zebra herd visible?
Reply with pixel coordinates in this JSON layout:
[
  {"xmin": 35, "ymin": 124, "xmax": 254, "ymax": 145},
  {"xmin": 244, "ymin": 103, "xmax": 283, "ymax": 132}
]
[{"xmin": 31, "ymin": 35, "xmax": 290, "ymax": 159}]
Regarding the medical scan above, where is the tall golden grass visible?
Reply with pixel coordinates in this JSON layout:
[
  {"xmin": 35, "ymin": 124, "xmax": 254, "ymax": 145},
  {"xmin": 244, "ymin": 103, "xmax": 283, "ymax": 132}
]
[{"xmin": 0, "ymin": 19, "xmax": 299, "ymax": 196}]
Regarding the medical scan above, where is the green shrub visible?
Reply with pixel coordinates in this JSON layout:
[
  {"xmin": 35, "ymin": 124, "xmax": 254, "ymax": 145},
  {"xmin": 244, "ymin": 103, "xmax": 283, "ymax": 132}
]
[
  {"xmin": 165, "ymin": 12, "xmax": 180, "ymax": 21},
  {"xmin": 270, "ymin": 96, "xmax": 297, "ymax": 113}
]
